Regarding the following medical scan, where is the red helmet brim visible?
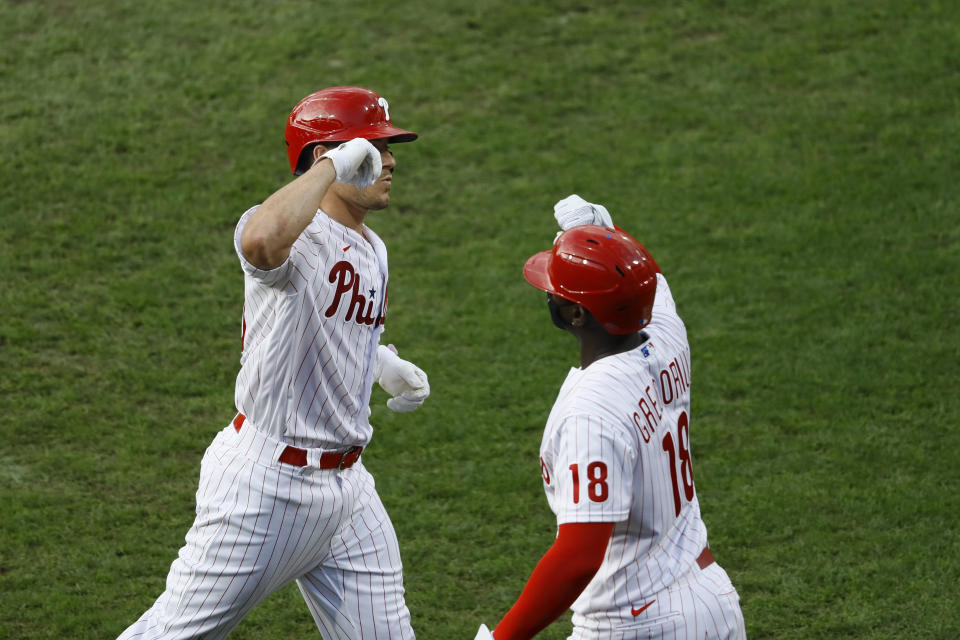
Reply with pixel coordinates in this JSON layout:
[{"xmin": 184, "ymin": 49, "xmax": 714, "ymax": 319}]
[
  {"xmin": 523, "ymin": 250, "xmax": 556, "ymax": 294},
  {"xmin": 342, "ymin": 123, "xmax": 418, "ymax": 143}
]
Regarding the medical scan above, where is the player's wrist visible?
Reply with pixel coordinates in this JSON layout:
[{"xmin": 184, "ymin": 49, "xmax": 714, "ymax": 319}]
[
  {"xmin": 375, "ymin": 343, "xmax": 400, "ymax": 380},
  {"xmin": 308, "ymin": 155, "xmax": 335, "ymax": 176}
]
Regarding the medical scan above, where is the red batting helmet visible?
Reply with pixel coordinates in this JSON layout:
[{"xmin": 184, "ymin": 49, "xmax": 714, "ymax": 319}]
[
  {"xmin": 285, "ymin": 86, "xmax": 418, "ymax": 174},
  {"xmin": 523, "ymin": 225, "xmax": 660, "ymax": 335}
]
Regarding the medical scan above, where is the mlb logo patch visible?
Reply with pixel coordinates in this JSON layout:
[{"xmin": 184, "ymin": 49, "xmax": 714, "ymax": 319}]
[{"xmin": 641, "ymin": 345, "xmax": 651, "ymax": 357}]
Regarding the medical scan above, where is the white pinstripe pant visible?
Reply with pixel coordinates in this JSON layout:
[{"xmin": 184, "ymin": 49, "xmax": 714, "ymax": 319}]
[
  {"xmin": 117, "ymin": 423, "xmax": 415, "ymax": 639},
  {"xmin": 571, "ymin": 562, "xmax": 746, "ymax": 640}
]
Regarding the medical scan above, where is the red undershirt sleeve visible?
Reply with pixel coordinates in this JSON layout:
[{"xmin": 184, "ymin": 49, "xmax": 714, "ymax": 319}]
[{"xmin": 492, "ymin": 521, "xmax": 615, "ymax": 640}]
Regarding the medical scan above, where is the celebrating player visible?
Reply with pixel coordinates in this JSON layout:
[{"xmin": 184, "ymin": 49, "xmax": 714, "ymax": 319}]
[
  {"xmin": 117, "ymin": 86, "xmax": 429, "ymax": 640},
  {"xmin": 473, "ymin": 196, "xmax": 746, "ymax": 640}
]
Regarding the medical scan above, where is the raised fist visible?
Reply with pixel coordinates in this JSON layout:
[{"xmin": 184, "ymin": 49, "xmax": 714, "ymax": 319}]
[
  {"xmin": 553, "ymin": 194, "xmax": 614, "ymax": 230},
  {"xmin": 319, "ymin": 138, "xmax": 383, "ymax": 188}
]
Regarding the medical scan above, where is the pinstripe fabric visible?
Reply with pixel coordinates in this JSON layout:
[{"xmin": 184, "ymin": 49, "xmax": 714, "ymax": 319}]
[
  {"xmin": 233, "ymin": 206, "xmax": 387, "ymax": 450},
  {"xmin": 116, "ymin": 207, "xmax": 414, "ymax": 639},
  {"xmin": 539, "ymin": 274, "xmax": 745, "ymax": 639},
  {"xmin": 298, "ymin": 470, "xmax": 413, "ymax": 640},
  {"xmin": 567, "ymin": 564, "xmax": 745, "ymax": 640},
  {"xmin": 118, "ymin": 424, "xmax": 415, "ymax": 640}
]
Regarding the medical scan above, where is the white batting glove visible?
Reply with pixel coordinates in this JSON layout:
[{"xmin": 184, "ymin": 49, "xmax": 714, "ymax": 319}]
[
  {"xmin": 553, "ymin": 194, "xmax": 614, "ymax": 230},
  {"xmin": 318, "ymin": 137, "xmax": 382, "ymax": 188},
  {"xmin": 375, "ymin": 344, "xmax": 430, "ymax": 413},
  {"xmin": 474, "ymin": 623, "xmax": 495, "ymax": 640}
]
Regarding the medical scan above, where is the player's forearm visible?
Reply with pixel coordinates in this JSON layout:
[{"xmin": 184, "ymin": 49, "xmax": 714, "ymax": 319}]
[
  {"xmin": 493, "ymin": 558, "xmax": 595, "ymax": 640},
  {"xmin": 241, "ymin": 158, "xmax": 337, "ymax": 269},
  {"xmin": 493, "ymin": 522, "xmax": 613, "ymax": 640}
]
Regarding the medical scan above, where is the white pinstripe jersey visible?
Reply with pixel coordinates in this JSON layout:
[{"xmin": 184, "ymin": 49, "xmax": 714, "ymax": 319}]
[
  {"xmin": 538, "ymin": 273, "xmax": 709, "ymax": 625},
  {"xmin": 232, "ymin": 206, "xmax": 388, "ymax": 450}
]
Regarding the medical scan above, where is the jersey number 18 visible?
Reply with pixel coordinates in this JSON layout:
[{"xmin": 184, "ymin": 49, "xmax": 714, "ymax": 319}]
[
  {"xmin": 662, "ymin": 410, "xmax": 695, "ymax": 516},
  {"xmin": 567, "ymin": 410, "xmax": 696, "ymax": 517}
]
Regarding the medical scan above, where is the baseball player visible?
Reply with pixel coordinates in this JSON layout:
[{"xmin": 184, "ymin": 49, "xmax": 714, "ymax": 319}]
[
  {"xmin": 473, "ymin": 196, "xmax": 746, "ymax": 640},
  {"xmin": 117, "ymin": 86, "xmax": 429, "ymax": 640}
]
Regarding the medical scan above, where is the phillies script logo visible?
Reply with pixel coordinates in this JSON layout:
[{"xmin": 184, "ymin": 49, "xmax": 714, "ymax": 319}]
[{"xmin": 324, "ymin": 260, "xmax": 386, "ymax": 326}]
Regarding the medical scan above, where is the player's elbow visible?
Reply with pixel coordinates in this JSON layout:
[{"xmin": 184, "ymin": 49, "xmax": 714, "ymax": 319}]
[
  {"xmin": 555, "ymin": 555, "xmax": 604, "ymax": 601},
  {"xmin": 241, "ymin": 227, "xmax": 287, "ymax": 271}
]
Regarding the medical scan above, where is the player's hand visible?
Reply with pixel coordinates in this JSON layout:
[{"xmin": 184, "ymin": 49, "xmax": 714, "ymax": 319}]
[
  {"xmin": 318, "ymin": 137, "xmax": 382, "ymax": 188},
  {"xmin": 553, "ymin": 194, "xmax": 614, "ymax": 230},
  {"xmin": 375, "ymin": 344, "xmax": 430, "ymax": 413},
  {"xmin": 474, "ymin": 623, "xmax": 495, "ymax": 640}
]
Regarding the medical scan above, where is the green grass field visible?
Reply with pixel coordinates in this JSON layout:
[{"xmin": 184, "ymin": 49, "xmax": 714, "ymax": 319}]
[{"xmin": 2, "ymin": 1, "xmax": 958, "ymax": 638}]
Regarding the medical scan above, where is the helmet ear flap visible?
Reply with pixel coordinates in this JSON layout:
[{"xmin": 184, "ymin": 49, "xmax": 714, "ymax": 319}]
[{"xmin": 292, "ymin": 143, "xmax": 319, "ymax": 176}]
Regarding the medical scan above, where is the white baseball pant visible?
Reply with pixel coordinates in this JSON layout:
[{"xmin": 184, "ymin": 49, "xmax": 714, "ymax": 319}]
[
  {"xmin": 570, "ymin": 559, "xmax": 746, "ymax": 640},
  {"xmin": 117, "ymin": 422, "xmax": 415, "ymax": 639}
]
